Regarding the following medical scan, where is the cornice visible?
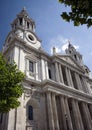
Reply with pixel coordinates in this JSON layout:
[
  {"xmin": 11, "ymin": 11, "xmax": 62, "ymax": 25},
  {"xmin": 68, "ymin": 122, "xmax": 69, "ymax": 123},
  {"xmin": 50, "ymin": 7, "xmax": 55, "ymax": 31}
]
[
  {"xmin": 57, "ymin": 54, "xmax": 84, "ymax": 70},
  {"xmin": 24, "ymin": 77, "xmax": 92, "ymax": 103},
  {"xmin": 3, "ymin": 35, "xmax": 91, "ymax": 80},
  {"xmin": 12, "ymin": 37, "xmax": 52, "ymax": 59},
  {"xmin": 41, "ymin": 79, "xmax": 92, "ymax": 103}
]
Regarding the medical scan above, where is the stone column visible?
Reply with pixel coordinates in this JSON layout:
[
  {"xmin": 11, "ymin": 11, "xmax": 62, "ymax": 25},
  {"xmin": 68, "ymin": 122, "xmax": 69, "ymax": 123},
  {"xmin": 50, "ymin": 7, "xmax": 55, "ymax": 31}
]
[
  {"xmin": 7, "ymin": 109, "xmax": 15, "ymax": 130},
  {"xmin": 24, "ymin": 19, "xmax": 26, "ymax": 28},
  {"xmin": 22, "ymin": 18, "xmax": 25, "ymax": 26},
  {"xmin": 18, "ymin": 19, "xmax": 20, "ymax": 26},
  {"xmin": 65, "ymin": 67, "xmax": 70, "ymax": 86},
  {"xmin": 85, "ymin": 103, "xmax": 92, "ymax": 127},
  {"xmin": 71, "ymin": 99, "xmax": 81, "ymax": 130},
  {"xmin": 88, "ymin": 104, "xmax": 92, "ymax": 119},
  {"xmin": 52, "ymin": 94, "xmax": 59, "ymax": 130},
  {"xmin": 82, "ymin": 77, "xmax": 89, "ymax": 93},
  {"xmin": 64, "ymin": 97, "xmax": 73, "ymax": 130},
  {"xmin": 60, "ymin": 96, "xmax": 67, "ymax": 130},
  {"xmin": 74, "ymin": 73, "xmax": 83, "ymax": 91},
  {"xmin": 35, "ymin": 62, "xmax": 38, "ymax": 80},
  {"xmin": 59, "ymin": 64, "xmax": 64, "ymax": 83},
  {"xmin": 55, "ymin": 62, "xmax": 60, "ymax": 82},
  {"xmin": 41, "ymin": 59, "xmax": 46, "ymax": 80},
  {"xmin": 68, "ymin": 69, "xmax": 74, "ymax": 88},
  {"xmin": 40, "ymin": 94, "xmax": 48, "ymax": 130},
  {"xmin": 15, "ymin": 97, "xmax": 22, "ymax": 130},
  {"xmin": 65, "ymin": 67, "xmax": 73, "ymax": 87},
  {"xmin": 45, "ymin": 61, "xmax": 49, "ymax": 79},
  {"xmin": 81, "ymin": 102, "xmax": 92, "ymax": 130},
  {"xmin": 46, "ymin": 92, "xmax": 55, "ymax": 130},
  {"xmin": 75, "ymin": 101, "xmax": 84, "ymax": 130}
]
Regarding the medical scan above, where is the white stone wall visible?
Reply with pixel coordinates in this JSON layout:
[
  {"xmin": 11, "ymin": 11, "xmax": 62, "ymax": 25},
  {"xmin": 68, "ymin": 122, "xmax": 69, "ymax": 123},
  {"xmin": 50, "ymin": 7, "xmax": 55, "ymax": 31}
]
[{"xmin": 14, "ymin": 46, "xmax": 20, "ymax": 67}]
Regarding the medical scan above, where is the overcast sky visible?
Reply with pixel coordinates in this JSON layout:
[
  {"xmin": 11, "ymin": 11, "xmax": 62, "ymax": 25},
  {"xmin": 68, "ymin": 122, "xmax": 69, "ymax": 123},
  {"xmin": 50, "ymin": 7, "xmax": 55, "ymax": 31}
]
[{"xmin": 0, "ymin": 0, "xmax": 92, "ymax": 73}]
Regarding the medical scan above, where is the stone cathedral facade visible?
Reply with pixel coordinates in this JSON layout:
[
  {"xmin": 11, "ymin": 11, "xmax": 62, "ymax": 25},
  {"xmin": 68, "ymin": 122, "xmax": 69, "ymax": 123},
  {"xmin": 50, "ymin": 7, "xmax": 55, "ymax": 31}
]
[{"xmin": 0, "ymin": 8, "xmax": 92, "ymax": 130}]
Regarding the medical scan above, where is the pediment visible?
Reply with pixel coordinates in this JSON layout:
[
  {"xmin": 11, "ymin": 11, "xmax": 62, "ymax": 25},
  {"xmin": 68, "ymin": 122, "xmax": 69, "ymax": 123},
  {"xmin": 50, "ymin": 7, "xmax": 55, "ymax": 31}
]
[{"xmin": 57, "ymin": 55, "xmax": 84, "ymax": 71}]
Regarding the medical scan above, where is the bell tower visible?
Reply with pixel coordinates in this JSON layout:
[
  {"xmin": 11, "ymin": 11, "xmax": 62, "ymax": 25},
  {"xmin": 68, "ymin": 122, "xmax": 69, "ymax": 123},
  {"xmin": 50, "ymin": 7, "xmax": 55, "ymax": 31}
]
[
  {"xmin": 65, "ymin": 42, "xmax": 83, "ymax": 66},
  {"xmin": 2, "ymin": 8, "xmax": 43, "ymax": 130},
  {"xmin": 3, "ymin": 8, "xmax": 41, "ymax": 55},
  {"xmin": 11, "ymin": 7, "xmax": 36, "ymax": 32},
  {"xmin": 3, "ymin": 8, "xmax": 41, "ymax": 72}
]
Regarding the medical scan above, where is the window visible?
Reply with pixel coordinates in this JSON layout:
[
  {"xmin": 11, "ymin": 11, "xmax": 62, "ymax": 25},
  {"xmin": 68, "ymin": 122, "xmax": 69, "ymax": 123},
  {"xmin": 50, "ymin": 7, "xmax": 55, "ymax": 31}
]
[
  {"xmin": 19, "ymin": 18, "xmax": 22, "ymax": 25},
  {"xmin": 28, "ymin": 105, "xmax": 33, "ymax": 120},
  {"xmin": 74, "ymin": 54, "xmax": 77, "ymax": 60},
  {"xmin": 48, "ymin": 69, "xmax": 52, "ymax": 79},
  {"xmin": 27, "ymin": 22, "xmax": 29, "ymax": 28},
  {"xmin": 69, "ymin": 50, "xmax": 71, "ymax": 54},
  {"xmin": 29, "ymin": 61, "xmax": 34, "ymax": 72}
]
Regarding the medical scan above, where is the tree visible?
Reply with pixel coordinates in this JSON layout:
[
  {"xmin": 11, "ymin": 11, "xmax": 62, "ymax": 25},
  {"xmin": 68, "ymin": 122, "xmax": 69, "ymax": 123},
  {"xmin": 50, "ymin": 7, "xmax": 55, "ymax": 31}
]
[
  {"xmin": 59, "ymin": 0, "xmax": 92, "ymax": 27},
  {"xmin": 0, "ymin": 53, "xmax": 25, "ymax": 113}
]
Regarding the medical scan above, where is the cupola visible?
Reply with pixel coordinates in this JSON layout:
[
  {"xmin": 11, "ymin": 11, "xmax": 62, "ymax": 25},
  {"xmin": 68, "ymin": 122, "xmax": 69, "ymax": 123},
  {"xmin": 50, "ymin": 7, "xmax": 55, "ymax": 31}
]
[
  {"xmin": 65, "ymin": 43, "xmax": 83, "ymax": 66},
  {"xmin": 11, "ymin": 7, "xmax": 35, "ymax": 32}
]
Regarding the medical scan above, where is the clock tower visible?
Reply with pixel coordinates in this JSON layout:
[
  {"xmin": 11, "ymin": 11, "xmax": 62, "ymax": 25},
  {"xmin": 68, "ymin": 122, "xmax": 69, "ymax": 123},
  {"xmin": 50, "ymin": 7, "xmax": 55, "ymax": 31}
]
[
  {"xmin": 3, "ymin": 7, "xmax": 41, "ymax": 72},
  {"xmin": 2, "ymin": 9, "xmax": 43, "ymax": 130},
  {"xmin": 3, "ymin": 7, "xmax": 41, "ymax": 57}
]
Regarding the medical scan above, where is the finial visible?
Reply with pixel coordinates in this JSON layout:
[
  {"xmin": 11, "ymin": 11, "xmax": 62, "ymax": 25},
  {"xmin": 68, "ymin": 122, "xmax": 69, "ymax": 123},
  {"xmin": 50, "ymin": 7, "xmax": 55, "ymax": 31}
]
[
  {"xmin": 23, "ymin": 7, "xmax": 26, "ymax": 11},
  {"xmin": 68, "ymin": 40, "xmax": 71, "ymax": 47},
  {"xmin": 53, "ymin": 47, "xmax": 56, "ymax": 55}
]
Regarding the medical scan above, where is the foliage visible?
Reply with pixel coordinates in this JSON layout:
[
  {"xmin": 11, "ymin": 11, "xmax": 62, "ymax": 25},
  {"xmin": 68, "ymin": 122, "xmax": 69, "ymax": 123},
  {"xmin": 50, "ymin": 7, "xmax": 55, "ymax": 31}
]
[
  {"xmin": 0, "ymin": 53, "xmax": 25, "ymax": 113},
  {"xmin": 59, "ymin": 0, "xmax": 92, "ymax": 27}
]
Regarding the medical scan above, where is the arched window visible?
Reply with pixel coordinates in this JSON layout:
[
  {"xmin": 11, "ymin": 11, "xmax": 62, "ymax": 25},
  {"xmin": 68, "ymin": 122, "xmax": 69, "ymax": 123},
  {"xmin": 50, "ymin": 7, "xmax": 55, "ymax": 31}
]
[
  {"xmin": 29, "ymin": 61, "xmax": 34, "ymax": 72},
  {"xmin": 19, "ymin": 18, "xmax": 22, "ymax": 25},
  {"xmin": 27, "ymin": 22, "xmax": 29, "ymax": 28},
  {"xmin": 28, "ymin": 105, "xmax": 33, "ymax": 120},
  {"xmin": 74, "ymin": 54, "xmax": 77, "ymax": 60}
]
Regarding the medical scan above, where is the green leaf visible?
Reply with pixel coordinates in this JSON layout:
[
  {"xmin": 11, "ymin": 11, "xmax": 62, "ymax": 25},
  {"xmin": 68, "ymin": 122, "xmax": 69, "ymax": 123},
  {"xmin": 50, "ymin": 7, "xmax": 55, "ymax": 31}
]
[
  {"xmin": 0, "ymin": 53, "xmax": 25, "ymax": 113},
  {"xmin": 59, "ymin": 0, "xmax": 92, "ymax": 27}
]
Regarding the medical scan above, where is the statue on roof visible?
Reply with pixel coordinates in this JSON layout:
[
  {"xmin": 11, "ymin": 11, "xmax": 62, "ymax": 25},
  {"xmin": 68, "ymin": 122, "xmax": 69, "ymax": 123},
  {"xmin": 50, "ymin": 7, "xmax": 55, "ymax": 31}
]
[{"xmin": 65, "ymin": 41, "xmax": 83, "ymax": 66}]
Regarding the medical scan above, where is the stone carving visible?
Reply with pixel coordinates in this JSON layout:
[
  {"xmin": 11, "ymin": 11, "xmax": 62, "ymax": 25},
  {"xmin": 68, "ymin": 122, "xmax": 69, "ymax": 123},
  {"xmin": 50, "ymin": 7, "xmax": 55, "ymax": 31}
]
[{"xmin": 24, "ymin": 87, "xmax": 37, "ymax": 98}]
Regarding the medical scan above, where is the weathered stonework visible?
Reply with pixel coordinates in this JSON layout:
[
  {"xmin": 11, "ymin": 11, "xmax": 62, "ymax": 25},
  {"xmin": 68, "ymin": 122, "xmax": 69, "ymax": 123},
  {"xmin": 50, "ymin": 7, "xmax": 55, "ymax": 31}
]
[{"xmin": 0, "ymin": 8, "xmax": 92, "ymax": 130}]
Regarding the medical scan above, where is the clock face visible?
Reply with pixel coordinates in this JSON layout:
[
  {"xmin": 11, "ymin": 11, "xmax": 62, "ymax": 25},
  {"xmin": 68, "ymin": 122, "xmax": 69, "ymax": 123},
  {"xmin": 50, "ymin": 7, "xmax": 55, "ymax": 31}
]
[{"xmin": 26, "ymin": 32, "xmax": 36, "ymax": 44}]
